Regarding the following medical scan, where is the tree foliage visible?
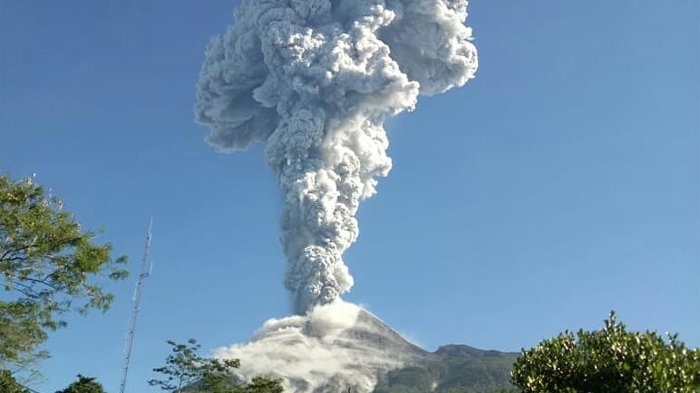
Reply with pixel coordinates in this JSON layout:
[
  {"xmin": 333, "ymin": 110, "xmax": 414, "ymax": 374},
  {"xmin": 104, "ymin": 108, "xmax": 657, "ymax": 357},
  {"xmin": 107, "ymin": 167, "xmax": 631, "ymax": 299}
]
[
  {"xmin": 243, "ymin": 377, "xmax": 284, "ymax": 393},
  {"xmin": 55, "ymin": 374, "xmax": 106, "ymax": 393},
  {"xmin": 0, "ymin": 175, "xmax": 128, "ymax": 367},
  {"xmin": 149, "ymin": 339, "xmax": 283, "ymax": 393},
  {"xmin": 511, "ymin": 311, "xmax": 700, "ymax": 393},
  {"xmin": 0, "ymin": 369, "xmax": 30, "ymax": 393},
  {"xmin": 149, "ymin": 339, "xmax": 241, "ymax": 393}
]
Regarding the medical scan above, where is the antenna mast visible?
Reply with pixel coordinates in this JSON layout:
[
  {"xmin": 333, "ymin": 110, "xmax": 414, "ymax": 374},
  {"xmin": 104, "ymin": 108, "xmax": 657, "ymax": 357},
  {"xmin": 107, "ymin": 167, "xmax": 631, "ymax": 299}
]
[{"xmin": 119, "ymin": 218, "xmax": 153, "ymax": 393}]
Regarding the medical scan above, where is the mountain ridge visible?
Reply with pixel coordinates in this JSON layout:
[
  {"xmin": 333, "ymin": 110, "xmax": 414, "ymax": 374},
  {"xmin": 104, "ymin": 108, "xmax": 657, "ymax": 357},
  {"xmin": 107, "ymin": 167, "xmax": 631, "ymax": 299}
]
[
  {"xmin": 323, "ymin": 309, "xmax": 519, "ymax": 393},
  {"xmin": 216, "ymin": 304, "xmax": 519, "ymax": 393}
]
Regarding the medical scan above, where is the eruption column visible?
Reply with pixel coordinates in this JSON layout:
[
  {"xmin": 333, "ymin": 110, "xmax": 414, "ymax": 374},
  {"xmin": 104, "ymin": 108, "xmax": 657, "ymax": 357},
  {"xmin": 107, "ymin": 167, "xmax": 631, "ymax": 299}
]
[{"xmin": 196, "ymin": 0, "xmax": 478, "ymax": 314}]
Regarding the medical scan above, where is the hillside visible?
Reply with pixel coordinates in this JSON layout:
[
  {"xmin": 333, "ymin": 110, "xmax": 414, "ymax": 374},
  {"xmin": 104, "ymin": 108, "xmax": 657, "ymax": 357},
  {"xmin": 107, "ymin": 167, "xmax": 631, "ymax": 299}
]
[
  {"xmin": 221, "ymin": 303, "xmax": 520, "ymax": 393},
  {"xmin": 372, "ymin": 345, "xmax": 519, "ymax": 393}
]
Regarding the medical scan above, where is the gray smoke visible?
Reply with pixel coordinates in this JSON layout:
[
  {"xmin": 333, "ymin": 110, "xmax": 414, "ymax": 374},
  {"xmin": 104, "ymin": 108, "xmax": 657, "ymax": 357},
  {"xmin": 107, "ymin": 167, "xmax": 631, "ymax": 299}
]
[{"xmin": 196, "ymin": 0, "xmax": 477, "ymax": 314}]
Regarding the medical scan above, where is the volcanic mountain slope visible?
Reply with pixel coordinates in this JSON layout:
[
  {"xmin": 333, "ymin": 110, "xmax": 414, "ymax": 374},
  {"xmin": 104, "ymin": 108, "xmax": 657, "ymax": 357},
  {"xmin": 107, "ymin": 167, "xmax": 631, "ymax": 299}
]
[
  {"xmin": 346, "ymin": 311, "xmax": 518, "ymax": 393},
  {"xmin": 219, "ymin": 302, "xmax": 518, "ymax": 393},
  {"xmin": 371, "ymin": 344, "xmax": 519, "ymax": 393},
  {"xmin": 344, "ymin": 310, "xmax": 519, "ymax": 393}
]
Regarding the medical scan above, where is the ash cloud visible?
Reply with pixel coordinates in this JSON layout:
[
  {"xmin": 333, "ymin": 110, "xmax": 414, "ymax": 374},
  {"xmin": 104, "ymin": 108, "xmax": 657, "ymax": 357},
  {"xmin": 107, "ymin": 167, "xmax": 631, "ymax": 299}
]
[{"xmin": 196, "ymin": 0, "xmax": 477, "ymax": 314}]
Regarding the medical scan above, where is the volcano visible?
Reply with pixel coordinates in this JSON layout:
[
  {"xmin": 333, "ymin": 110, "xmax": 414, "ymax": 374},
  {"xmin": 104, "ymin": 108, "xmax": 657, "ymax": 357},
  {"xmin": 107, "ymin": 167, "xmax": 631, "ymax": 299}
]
[
  {"xmin": 198, "ymin": 2, "xmax": 487, "ymax": 390},
  {"xmin": 216, "ymin": 302, "xmax": 517, "ymax": 393}
]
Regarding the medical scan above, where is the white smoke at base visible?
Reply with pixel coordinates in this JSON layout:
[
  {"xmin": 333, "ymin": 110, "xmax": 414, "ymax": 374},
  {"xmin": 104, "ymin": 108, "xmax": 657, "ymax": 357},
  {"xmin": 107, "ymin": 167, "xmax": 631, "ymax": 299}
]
[
  {"xmin": 214, "ymin": 300, "xmax": 425, "ymax": 393},
  {"xmin": 196, "ymin": 0, "xmax": 478, "ymax": 314}
]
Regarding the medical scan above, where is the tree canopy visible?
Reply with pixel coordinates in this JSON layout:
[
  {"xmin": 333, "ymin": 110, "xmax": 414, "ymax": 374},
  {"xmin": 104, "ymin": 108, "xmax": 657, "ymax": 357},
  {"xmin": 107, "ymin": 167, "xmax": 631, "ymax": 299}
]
[
  {"xmin": 55, "ymin": 375, "xmax": 106, "ymax": 393},
  {"xmin": 0, "ymin": 369, "xmax": 30, "ymax": 393},
  {"xmin": 150, "ymin": 338, "xmax": 283, "ymax": 393},
  {"xmin": 511, "ymin": 312, "xmax": 700, "ymax": 393},
  {"xmin": 0, "ymin": 174, "xmax": 128, "ymax": 369}
]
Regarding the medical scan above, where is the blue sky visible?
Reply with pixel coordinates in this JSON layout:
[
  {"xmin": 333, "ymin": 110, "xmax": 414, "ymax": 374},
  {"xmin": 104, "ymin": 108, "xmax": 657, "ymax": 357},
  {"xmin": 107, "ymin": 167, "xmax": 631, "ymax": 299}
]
[{"xmin": 1, "ymin": 0, "xmax": 698, "ymax": 392}]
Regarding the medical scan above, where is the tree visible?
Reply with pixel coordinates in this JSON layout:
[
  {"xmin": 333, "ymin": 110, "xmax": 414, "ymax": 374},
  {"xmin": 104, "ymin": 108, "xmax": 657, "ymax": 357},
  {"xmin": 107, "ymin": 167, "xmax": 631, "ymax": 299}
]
[
  {"xmin": 511, "ymin": 311, "xmax": 700, "ymax": 393},
  {"xmin": 149, "ymin": 339, "xmax": 240, "ymax": 393},
  {"xmin": 149, "ymin": 339, "xmax": 284, "ymax": 393},
  {"xmin": 0, "ymin": 369, "xmax": 30, "ymax": 393},
  {"xmin": 243, "ymin": 377, "xmax": 283, "ymax": 393},
  {"xmin": 0, "ymin": 174, "xmax": 128, "ymax": 369},
  {"xmin": 55, "ymin": 374, "xmax": 106, "ymax": 393}
]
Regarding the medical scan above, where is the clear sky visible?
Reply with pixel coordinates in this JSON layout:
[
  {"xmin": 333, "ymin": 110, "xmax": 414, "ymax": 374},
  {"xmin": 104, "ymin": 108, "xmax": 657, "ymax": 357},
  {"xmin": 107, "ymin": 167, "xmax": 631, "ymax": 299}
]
[{"xmin": 1, "ymin": 0, "xmax": 698, "ymax": 392}]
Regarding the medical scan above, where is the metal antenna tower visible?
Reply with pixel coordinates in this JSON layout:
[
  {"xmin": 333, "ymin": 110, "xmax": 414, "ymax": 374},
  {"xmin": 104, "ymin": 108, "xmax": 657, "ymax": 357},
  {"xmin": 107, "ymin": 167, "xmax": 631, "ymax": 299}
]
[{"xmin": 119, "ymin": 218, "xmax": 153, "ymax": 393}]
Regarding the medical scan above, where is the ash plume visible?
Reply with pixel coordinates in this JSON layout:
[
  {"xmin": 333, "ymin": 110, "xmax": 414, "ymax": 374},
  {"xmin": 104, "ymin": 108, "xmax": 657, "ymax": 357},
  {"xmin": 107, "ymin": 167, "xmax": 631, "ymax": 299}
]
[{"xmin": 196, "ymin": 0, "xmax": 478, "ymax": 314}]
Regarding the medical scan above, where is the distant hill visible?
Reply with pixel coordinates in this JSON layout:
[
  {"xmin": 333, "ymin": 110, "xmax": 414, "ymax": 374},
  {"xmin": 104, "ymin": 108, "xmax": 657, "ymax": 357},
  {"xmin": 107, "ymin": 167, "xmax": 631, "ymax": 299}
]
[{"xmin": 372, "ymin": 344, "xmax": 519, "ymax": 393}]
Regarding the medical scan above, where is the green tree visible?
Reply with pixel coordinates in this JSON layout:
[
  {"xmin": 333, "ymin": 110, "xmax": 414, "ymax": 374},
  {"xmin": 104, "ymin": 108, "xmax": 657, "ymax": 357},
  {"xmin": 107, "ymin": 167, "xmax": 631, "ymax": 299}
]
[
  {"xmin": 511, "ymin": 311, "xmax": 700, "ymax": 393},
  {"xmin": 149, "ymin": 339, "xmax": 283, "ymax": 393},
  {"xmin": 55, "ymin": 374, "xmax": 106, "ymax": 393},
  {"xmin": 0, "ymin": 369, "xmax": 30, "ymax": 393},
  {"xmin": 0, "ymin": 174, "xmax": 128, "ymax": 369},
  {"xmin": 243, "ymin": 377, "xmax": 283, "ymax": 393}
]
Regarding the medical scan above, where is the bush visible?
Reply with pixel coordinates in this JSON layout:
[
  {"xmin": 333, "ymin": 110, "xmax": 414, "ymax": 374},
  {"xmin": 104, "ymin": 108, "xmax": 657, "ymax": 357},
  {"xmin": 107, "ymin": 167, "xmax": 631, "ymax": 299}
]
[{"xmin": 511, "ymin": 312, "xmax": 700, "ymax": 392}]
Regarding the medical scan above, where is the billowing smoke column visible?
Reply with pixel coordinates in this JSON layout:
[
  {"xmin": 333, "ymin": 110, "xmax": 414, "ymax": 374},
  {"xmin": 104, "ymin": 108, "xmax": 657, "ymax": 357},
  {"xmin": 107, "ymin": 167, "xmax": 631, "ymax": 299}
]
[{"xmin": 196, "ymin": 0, "xmax": 477, "ymax": 314}]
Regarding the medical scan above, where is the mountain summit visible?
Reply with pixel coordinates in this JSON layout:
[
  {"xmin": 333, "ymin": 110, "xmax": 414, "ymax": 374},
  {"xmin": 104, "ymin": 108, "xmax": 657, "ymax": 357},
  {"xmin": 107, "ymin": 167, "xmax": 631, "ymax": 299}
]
[{"xmin": 216, "ymin": 302, "xmax": 517, "ymax": 393}]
